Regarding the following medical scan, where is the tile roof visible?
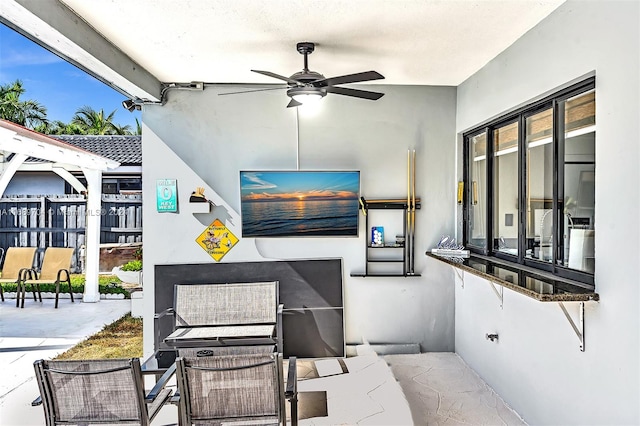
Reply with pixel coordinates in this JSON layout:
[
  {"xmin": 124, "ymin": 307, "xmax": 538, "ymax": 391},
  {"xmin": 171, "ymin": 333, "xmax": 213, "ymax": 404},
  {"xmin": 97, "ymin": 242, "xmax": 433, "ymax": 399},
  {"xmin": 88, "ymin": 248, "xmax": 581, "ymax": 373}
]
[{"xmin": 50, "ymin": 135, "xmax": 141, "ymax": 165}]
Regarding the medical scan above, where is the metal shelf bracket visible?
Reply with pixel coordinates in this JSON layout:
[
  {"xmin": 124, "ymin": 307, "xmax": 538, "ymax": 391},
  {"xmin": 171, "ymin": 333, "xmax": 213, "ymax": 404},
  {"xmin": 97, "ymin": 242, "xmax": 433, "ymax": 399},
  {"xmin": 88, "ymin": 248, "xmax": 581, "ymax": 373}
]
[
  {"xmin": 558, "ymin": 301, "xmax": 585, "ymax": 351},
  {"xmin": 452, "ymin": 266, "xmax": 464, "ymax": 288},
  {"xmin": 488, "ymin": 280, "xmax": 503, "ymax": 309}
]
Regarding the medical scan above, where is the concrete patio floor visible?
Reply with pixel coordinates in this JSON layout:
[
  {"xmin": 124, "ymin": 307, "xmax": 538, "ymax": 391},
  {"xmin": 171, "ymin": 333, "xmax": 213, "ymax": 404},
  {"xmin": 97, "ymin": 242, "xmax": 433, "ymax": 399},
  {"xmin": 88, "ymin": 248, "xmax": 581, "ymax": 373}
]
[
  {"xmin": 0, "ymin": 297, "xmax": 132, "ymax": 426},
  {"xmin": 0, "ymin": 297, "xmax": 524, "ymax": 425}
]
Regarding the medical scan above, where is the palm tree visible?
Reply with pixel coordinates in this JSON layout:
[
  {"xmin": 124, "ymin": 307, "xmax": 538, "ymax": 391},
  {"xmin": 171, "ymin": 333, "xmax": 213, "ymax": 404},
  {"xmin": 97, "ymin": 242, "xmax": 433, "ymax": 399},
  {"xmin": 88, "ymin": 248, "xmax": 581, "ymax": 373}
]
[
  {"xmin": 0, "ymin": 79, "xmax": 48, "ymax": 128},
  {"xmin": 35, "ymin": 120, "xmax": 85, "ymax": 135},
  {"xmin": 112, "ymin": 122, "xmax": 133, "ymax": 135},
  {"xmin": 134, "ymin": 117, "xmax": 142, "ymax": 135},
  {"xmin": 71, "ymin": 105, "xmax": 123, "ymax": 135}
]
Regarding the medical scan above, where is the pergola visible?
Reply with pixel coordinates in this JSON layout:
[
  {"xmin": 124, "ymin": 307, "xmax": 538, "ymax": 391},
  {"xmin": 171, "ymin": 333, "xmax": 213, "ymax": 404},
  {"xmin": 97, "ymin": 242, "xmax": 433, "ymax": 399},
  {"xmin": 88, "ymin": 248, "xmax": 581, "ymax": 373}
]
[{"xmin": 0, "ymin": 119, "xmax": 120, "ymax": 302}]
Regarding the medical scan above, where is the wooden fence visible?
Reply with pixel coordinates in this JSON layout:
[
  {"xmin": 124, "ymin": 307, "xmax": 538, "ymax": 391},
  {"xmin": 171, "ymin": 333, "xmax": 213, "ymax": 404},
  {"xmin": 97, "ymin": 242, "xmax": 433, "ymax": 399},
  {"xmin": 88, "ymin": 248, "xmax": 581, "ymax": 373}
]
[{"xmin": 0, "ymin": 194, "xmax": 142, "ymax": 272}]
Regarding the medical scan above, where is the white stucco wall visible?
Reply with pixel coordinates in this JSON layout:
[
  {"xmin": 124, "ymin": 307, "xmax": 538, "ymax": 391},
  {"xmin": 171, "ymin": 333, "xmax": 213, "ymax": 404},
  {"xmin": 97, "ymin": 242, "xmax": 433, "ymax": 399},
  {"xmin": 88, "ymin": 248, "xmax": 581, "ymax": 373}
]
[
  {"xmin": 455, "ymin": 1, "xmax": 640, "ymax": 424},
  {"xmin": 141, "ymin": 84, "xmax": 458, "ymax": 356}
]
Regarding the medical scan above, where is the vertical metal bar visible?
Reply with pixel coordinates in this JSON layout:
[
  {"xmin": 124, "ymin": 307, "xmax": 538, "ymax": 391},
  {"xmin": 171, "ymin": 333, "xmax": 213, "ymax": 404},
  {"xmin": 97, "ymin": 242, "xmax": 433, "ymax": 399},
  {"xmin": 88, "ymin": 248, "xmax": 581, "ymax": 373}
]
[
  {"xmin": 579, "ymin": 302, "xmax": 585, "ymax": 351},
  {"xmin": 402, "ymin": 202, "xmax": 407, "ymax": 276},
  {"xmin": 406, "ymin": 149, "xmax": 411, "ymax": 276},
  {"xmin": 462, "ymin": 135, "xmax": 469, "ymax": 248},
  {"xmin": 365, "ymin": 205, "xmax": 369, "ymax": 276},
  {"xmin": 555, "ymin": 100, "xmax": 566, "ymax": 267},
  {"xmin": 486, "ymin": 127, "xmax": 494, "ymax": 255},
  {"xmin": 410, "ymin": 149, "xmax": 416, "ymax": 274},
  {"xmin": 295, "ymin": 107, "xmax": 300, "ymax": 170},
  {"xmin": 518, "ymin": 115, "xmax": 526, "ymax": 263}
]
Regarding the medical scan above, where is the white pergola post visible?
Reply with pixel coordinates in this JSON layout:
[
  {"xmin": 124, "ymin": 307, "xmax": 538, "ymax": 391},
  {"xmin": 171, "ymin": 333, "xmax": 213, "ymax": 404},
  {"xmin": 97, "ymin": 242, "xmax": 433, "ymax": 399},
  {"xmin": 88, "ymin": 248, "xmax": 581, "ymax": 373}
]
[
  {"xmin": 82, "ymin": 169, "xmax": 102, "ymax": 302},
  {"xmin": 82, "ymin": 168, "xmax": 102, "ymax": 303}
]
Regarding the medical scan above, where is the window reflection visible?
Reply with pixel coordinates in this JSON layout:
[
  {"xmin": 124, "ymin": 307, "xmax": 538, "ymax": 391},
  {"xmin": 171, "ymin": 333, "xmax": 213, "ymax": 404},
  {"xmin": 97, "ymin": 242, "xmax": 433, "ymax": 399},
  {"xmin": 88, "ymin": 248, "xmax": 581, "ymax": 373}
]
[
  {"xmin": 493, "ymin": 122, "xmax": 519, "ymax": 256},
  {"xmin": 525, "ymin": 108, "xmax": 554, "ymax": 263},
  {"xmin": 562, "ymin": 90, "xmax": 595, "ymax": 273},
  {"xmin": 467, "ymin": 132, "xmax": 487, "ymax": 249}
]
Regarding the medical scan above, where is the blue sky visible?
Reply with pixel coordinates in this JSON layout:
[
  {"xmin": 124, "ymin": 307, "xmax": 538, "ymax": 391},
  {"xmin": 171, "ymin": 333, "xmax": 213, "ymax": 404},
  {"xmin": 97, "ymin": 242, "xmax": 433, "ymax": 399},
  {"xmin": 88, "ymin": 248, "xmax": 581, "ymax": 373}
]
[{"xmin": 0, "ymin": 23, "xmax": 140, "ymax": 129}]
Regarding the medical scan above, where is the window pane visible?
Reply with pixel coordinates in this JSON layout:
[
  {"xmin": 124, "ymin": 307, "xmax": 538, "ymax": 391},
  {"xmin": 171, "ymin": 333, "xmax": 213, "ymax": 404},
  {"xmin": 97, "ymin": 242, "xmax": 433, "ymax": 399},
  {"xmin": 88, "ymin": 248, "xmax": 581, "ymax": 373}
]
[
  {"xmin": 525, "ymin": 108, "xmax": 553, "ymax": 263},
  {"xmin": 493, "ymin": 122, "xmax": 519, "ymax": 255},
  {"xmin": 562, "ymin": 90, "xmax": 595, "ymax": 273},
  {"xmin": 102, "ymin": 182, "xmax": 118, "ymax": 194},
  {"xmin": 467, "ymin": 132, "xmax": 487, "ymax": 249}
]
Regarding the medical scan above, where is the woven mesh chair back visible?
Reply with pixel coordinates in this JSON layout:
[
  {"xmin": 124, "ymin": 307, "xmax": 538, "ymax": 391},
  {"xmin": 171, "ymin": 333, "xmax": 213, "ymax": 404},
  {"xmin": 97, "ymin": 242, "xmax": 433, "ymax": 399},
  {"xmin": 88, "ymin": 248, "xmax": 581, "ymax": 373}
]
[
  {"xmin": 178, "ymin": 354, "xmax": 281, "ymax": 423},
  {"xmin": 0, "ymin": 247, "xmax": 36, "ymax": 280},
  {"xmin": 38, "ymin": 248, "xmax": 74, "ymax": 280},
  {"xmin": 35, "ymin": 358, "xmax": 147, "ymax": 425},
  {"xmin": 174, "ymin": 282, "xmax": 278, "ymax": 326}
]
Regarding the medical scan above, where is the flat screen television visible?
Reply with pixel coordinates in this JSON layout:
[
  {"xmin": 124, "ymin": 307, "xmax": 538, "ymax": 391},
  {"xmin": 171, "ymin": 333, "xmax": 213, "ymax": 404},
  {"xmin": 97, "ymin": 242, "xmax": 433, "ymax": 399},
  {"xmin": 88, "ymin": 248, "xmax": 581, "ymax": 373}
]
[{"xmin": 240, "ymin": 170, "xmax": 360, "ymax": 237}]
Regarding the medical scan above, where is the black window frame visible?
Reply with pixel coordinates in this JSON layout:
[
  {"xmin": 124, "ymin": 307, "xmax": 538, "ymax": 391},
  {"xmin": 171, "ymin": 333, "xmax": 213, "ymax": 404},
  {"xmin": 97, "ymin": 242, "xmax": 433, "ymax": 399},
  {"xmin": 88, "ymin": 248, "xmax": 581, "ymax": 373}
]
[{"xmin": 463, "ymin": 77, "xmax": 595, "ymax": 286}]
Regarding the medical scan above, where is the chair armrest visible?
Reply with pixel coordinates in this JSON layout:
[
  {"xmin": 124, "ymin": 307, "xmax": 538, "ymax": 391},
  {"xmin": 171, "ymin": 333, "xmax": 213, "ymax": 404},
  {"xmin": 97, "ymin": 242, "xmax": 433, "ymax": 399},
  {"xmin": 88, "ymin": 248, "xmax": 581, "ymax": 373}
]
[
  {"xmin": 285, "ymin": 357, "xmax": 297, "ymax": 399},
  {"xmin": 154, "ymin": 308, "xmax": 175, "ymax": 350},
  {"xmin": 31, "ymin": 396, "xmax": 42, "ymax": 406},
  {"xmin": 154, "ymin": 308, "xmax": 175, "ymax": 320},
  {"xmin": 169, "ymin": 390, "xmax": 180, "ymax": 405},
  {"xmin": 56, "ymin": 268, "xmax": 70, "ymax": 282},
  {"xmin": 19, "ymin": 268, "xmax": 36, "ymax": 281},
  {"xmin": 145, "ymin": 362, "xmax": 176, "ymax": 403}
]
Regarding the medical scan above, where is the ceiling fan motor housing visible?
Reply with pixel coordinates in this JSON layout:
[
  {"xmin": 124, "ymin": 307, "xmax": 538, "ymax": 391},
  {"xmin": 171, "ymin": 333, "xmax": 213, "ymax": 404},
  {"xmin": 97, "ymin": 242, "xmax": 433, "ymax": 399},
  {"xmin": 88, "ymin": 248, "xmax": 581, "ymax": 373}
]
[{"xmin": 290, "ymin": 70, "xmax": 325, "ymax": 84}]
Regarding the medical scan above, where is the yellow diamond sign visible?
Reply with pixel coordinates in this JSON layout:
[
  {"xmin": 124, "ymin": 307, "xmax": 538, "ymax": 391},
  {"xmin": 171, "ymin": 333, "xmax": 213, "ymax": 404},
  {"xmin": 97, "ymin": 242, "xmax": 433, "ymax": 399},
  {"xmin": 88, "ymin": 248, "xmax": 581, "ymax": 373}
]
[{"xmin": 196, "ymin": 219, "xmax": 239, "ymax": 261}]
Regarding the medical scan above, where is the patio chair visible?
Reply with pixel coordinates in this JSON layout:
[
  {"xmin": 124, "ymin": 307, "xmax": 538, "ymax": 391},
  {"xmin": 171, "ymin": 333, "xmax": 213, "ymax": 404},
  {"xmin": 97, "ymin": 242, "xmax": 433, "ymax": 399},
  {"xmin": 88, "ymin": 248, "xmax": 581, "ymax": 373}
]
[
  {"xmin": 175, "ymin": 353, "xmax": 298, "ymax": 426},
  {"xmin": 20, "ymin": 247, "xmax": 74, "ymax": 308},
  {"xmin": 33, "ymin": 358, "xmax": 174, "ymax": 426},
  {"xmin": 0, "ymin": 247, "xmax": 37, "ymax": 306},
  {"xmin": 156, "ymin": 281, "xmax": 283, "ymax": 353}
]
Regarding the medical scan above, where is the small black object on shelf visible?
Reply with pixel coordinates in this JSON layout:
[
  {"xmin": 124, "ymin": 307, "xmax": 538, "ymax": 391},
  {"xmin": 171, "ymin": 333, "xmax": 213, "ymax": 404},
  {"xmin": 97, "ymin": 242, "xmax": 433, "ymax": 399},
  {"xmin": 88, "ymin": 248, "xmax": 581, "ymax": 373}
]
[{"xmin": 190, "ymin": 187, "xmax": 207, "ymax": 203}]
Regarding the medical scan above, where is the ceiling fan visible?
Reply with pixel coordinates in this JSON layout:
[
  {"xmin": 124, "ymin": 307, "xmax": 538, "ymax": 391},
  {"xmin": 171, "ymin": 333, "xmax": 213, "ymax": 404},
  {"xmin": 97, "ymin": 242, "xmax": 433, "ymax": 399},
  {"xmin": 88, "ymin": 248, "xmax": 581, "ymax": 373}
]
[{"xmin": 222, "ymin": 42, "xmax": 385, "ymax": 108}]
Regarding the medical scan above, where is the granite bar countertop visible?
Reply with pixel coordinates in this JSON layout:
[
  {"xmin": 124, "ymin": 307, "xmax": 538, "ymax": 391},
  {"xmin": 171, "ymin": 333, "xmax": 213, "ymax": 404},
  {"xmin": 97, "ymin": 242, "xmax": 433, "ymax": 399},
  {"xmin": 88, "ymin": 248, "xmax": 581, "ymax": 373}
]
[{"xmin": 426, "ymin": 252, "xmax": 599, "ymax": 302}]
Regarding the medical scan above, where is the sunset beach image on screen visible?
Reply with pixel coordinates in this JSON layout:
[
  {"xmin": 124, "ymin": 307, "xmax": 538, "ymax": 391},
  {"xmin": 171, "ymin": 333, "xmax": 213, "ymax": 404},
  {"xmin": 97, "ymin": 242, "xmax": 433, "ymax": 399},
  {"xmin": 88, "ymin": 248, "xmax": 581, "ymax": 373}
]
[{"xmin": 240, "ymin": 171, "xmax": 360, "ymax": 237}]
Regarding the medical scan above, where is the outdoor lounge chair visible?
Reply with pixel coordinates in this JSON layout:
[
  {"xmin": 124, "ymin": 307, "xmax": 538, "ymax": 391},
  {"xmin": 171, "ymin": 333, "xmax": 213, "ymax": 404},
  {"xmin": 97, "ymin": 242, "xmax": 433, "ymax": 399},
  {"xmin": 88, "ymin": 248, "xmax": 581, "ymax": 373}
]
[
  {"xmin": 33, "ymin": 358, "xmax": 174, "ymax": 426},
  {"xmin": 0, "ymin": 247, "xmax": 37, "ymax": 306},
  {"xmin": 175, "ymin": 353, "xmax": 298, "ymax": 426},
  {"xmin": 156, "ymin": 281, "xmax": 283, "ymax": 353},
  {"xmin": 20, "ymin": 247, "xmax": 74, "ymax": 308}
]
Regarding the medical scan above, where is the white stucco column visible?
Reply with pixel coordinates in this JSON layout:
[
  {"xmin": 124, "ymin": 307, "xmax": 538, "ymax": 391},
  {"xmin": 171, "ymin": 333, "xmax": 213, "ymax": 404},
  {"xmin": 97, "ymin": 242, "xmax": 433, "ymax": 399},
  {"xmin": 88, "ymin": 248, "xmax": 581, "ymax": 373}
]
[{"xmin": 82, "ymin": 168, "xmax": 102, "ymax": 303}]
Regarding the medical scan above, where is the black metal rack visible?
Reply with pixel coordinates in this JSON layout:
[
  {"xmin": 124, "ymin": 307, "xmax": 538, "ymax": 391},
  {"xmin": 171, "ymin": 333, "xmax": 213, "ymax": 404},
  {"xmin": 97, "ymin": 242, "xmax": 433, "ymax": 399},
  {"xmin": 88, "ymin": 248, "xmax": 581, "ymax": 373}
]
[{"xmin": 351, "ymin": 198, "xmax": 420, "ymax": 277}]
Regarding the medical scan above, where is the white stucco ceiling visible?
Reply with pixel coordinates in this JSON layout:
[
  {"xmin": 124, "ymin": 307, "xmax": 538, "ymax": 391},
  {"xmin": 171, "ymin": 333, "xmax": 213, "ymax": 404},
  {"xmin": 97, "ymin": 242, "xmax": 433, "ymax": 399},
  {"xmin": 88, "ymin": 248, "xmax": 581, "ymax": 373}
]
[{"xmin": 58, "ymin": 0, "xmax": 565, "ymax": 87}]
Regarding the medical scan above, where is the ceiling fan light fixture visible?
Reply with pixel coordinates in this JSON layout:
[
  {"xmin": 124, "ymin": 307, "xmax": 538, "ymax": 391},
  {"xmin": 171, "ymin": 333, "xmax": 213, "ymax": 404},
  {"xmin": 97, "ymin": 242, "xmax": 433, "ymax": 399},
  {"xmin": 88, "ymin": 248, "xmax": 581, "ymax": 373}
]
[
  {"xmin": 287, "ymin": 87, "xmax": 326, "ymax": 105},
  {"xmin": 292, "ymin": 93, "xmax": 323, "ymax": 104}
]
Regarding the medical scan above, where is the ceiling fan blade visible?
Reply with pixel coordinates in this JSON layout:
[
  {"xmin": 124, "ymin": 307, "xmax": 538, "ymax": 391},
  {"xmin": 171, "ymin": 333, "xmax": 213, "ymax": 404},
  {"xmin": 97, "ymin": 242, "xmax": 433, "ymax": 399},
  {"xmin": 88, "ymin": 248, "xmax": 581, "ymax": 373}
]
[
  {"xmin": 286, "ymin": 98, "xmax": 302, "ymax": 108},
  {"xmin": 313, "ymin": 71, "xmax": 384, "ymax": 87},
  {"xmin": 325, "ymin": 86, "xmax": 384, "ymax": 100},
  {"xmin": 219, "ymin": 86, "xmax": 288, "ymax": 96},
  {"xmin": 252, "ymin": 70, "xmax": 300, "ymax": 85}
]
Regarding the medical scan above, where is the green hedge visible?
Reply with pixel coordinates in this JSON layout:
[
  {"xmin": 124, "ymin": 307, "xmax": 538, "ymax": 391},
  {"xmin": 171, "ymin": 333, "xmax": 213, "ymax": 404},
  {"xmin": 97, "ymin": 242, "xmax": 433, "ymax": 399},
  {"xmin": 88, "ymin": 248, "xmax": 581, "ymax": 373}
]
[{"xmin": 1, "ymin": 275, "xmax": 129, "ymax": 297}]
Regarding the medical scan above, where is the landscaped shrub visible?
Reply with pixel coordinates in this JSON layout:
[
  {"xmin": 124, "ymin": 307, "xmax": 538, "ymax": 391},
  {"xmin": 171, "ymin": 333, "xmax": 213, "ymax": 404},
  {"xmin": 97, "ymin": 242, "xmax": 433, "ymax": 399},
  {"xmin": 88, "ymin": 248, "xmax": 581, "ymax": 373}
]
[
  {"xmin": 120, "ymin": 260, "xmax": 142, "ymax": 271},
  {"xmin": 1, "ymin": 275, "xmax": 129, "ymax": 297}
]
